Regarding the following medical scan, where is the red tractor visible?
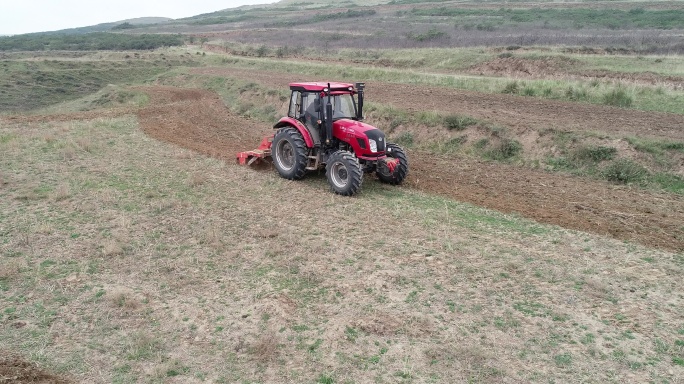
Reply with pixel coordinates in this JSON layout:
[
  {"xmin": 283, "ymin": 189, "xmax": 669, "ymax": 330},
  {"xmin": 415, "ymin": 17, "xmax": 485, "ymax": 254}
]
[{"xmin": 237, "ymin": 82, "xmax": 408, "ymax": 195}]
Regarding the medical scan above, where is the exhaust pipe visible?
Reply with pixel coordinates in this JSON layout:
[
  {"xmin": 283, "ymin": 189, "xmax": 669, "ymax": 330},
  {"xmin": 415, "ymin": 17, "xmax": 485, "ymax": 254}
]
[
  {"xmin": 355, "ymin": 82, "xmax": 365, "ymax": 121},
  {"xmin": 325, "ymin": 83, "xmax": 333, "ymax": 145}
]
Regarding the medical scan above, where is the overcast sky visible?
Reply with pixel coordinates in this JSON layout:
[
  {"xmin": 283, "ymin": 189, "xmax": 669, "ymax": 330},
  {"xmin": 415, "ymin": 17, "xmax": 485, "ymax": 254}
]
[{"xmin": 0, "ymin": 0, "xmax": 276, "ymax": 35}]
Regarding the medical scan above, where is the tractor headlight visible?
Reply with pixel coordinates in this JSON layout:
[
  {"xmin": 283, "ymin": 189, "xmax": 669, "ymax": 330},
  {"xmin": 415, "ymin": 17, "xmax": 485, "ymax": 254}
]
[{"xmin": 368, "ymin": 139, "xmax": 377, "ymax": 153}]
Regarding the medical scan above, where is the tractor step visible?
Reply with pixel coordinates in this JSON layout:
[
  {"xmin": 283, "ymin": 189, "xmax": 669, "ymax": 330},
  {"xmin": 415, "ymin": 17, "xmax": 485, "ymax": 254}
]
[{"xmin": 236, "ymin": 136, "xmax": 274, "ymax": 165}]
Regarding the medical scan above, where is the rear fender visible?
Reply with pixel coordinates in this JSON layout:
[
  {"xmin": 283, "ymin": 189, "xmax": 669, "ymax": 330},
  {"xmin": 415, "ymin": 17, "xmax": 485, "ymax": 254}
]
[{"xmin": 274, "ymin": 117, "xmax": 314, "ymax": 148}]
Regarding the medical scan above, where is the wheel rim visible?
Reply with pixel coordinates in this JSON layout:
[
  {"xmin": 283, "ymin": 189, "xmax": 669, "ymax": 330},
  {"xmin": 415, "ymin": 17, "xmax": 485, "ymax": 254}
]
[
  {"xmin": 330, "ymin": 161, "xmax": 349, "ymax": 188},
  {"xmin": 275, "ymin": 140, "xmax": 295, "ymax": 171}
]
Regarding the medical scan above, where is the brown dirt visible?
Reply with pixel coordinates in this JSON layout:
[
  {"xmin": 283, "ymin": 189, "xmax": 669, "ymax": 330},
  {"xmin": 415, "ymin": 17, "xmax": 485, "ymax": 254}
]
[
  {"xmin": 134, "ymin": 86, "xmax": 269, "ymax": 161},
  {"xmin": 132, "ymin": 83, "xmax": 684, "ymax": 251},
  {"xmin": 0, "ymin": 354, "xmax": 70, "ymax": 384}
]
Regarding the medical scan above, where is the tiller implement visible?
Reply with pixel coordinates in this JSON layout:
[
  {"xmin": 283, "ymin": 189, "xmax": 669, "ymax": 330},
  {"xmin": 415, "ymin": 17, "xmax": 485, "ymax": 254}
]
[{"xmin": 237, "ymin": 82, "xmax": 408, "ymax": 196}]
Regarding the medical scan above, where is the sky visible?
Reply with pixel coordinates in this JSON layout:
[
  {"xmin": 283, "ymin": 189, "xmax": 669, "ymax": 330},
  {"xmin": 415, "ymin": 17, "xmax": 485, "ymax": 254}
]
[{"xmin": 0, "ymin": 0, "xmax": 276, "ymax": 35}]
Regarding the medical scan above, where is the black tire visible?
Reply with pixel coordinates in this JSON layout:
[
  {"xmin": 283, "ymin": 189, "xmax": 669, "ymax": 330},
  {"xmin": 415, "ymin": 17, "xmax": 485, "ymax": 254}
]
[
  {"xmin": 376, "ymin": 143, "xmax": 408, "ymax": 185},
  {"xmin": 326, "ymin": 151, "xmax": 363, "ymax": 196},
  {"xmin": 272, "ymin": 127, "xmax": 308, "ymax": 180}
]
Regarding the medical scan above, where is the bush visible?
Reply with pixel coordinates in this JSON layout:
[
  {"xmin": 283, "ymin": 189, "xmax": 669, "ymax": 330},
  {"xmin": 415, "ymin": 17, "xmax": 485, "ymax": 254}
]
[
  {"xmin": 565, "ymin": 86, "xmax": 587, "ymax": 101},
  {"xmin": 444, "ymin": 115, "xmax": 478, "ymax": 131},
  {"xmin": 573, "ymin": 146, "xmax": 617, "ymax": 163},
  {"xmin": 487, "ymin": 139, "xmax": 522, "ymax": 160},
  {"xmin": 408, "ymin": 28, "xmax": 448, "ymax": 42},
  {"xmin": 502, "ymin": 81, "xmax": 519, "ymax": 95},
  {"xmin": 256, "ymin": 45, "xmax": 269, "ymax": 57},
  {"xmin": 602, "ymin": 159, "xmax": 647, "ymax": 184},
  {"xmin": 603, "ymin": 89, "xmax": 633, "ymax": 107}
]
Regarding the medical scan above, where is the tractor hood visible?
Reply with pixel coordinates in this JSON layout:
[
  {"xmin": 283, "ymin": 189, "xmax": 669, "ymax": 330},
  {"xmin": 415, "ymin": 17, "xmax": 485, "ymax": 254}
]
[
  {"xmin": 333, "ymin": 119, "xmax": 387, "ymax": 157},
  {"xmin": 333, "ymin": 119, "xmax": 378, "ymax": 136}
]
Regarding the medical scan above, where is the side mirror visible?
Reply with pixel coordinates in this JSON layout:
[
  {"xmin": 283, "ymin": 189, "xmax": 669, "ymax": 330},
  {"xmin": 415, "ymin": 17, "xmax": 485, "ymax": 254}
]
[{"xmin": 314, "ymin": 98, "xmax": 320, "ymax": 113}]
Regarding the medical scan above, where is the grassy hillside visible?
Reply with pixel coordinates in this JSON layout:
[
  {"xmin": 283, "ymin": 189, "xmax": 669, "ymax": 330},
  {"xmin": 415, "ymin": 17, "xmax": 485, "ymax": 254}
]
[{"xmin": 0, "ymin": 51, "xmax": 197, "ymax": 112}]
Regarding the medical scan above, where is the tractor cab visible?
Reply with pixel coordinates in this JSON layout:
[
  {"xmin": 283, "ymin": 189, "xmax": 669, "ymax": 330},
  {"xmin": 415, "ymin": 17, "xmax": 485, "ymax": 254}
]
[{"xmin": 286, "ymin": 82, "xmax": 365, "ymax": 146}]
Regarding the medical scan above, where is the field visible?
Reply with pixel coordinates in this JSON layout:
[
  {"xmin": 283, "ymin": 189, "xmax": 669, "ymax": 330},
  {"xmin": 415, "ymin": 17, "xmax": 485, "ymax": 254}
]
[{"xmin": 2, "ymin": 0, "xmax": 684, "ymax": 383}]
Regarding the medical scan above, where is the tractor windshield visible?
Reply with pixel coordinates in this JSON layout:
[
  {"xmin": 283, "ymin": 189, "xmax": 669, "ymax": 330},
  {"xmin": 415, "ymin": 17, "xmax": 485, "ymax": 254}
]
[{"xmin": 324, "ymin": 94, "xmax": 357, "ymax": 120}]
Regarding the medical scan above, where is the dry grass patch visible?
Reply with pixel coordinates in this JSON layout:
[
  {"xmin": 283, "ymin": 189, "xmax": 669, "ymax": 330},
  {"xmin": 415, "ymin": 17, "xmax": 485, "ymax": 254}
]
[
  {"xmin": 75, "ymin": 137, "xmax": 93, "ymax": 153},
  {"xmin": 108, "ymin": 288, "xmax": 141, "ymax": 311},
  {"xmin": 60, "ymin": 146, "xmax": 76, "ymax": 161},
  {"xmin": 101, "ymin": 239, "xmax": 124, "ymax": 257},
  {"xmin": 187, "ymin": 171, "xmax": 208, "ymax": 188},
  {"xmin": 250, "ymin": 331, "xmax": 280, "ymax": 362},
  {"xmin": 51, "ymin": 183, "xmax": 71, "ymax": 201}
]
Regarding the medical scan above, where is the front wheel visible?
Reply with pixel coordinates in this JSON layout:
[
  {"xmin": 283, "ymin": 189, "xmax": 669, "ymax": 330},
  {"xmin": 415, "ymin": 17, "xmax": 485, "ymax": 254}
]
[
  {"xmin": 376, "ymin": 143, "xmax": 408, "ymax": 185},
  {"xmin": 326, "ymin": 151, "xmax": 363, "ymax": 196}
]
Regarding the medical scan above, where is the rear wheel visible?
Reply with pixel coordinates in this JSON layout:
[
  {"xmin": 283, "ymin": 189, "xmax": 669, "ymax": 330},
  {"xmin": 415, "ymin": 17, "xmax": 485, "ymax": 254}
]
[
  {"xmin": 376, "ymin": 143, "xmax": 408, "ymax": 185},
  {"xmin": 326, "ymin": 151, "xmax": 363, "ymax": 196},
  {"xmin": 272, "ymin": 127, "xmax": 308, "ymax": 180}
]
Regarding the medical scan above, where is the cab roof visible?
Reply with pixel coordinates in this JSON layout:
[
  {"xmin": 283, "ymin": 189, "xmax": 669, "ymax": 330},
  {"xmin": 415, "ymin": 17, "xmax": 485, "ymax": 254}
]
[{"xmin": 289, "ymin": 82, "xmax": 355, "ymax": 92}]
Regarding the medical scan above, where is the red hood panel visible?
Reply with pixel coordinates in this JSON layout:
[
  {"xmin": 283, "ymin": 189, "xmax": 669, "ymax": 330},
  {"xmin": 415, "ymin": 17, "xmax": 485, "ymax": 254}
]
[{"xmin": 333, "ymin": 119, "xmax": 377, "ymax": 135}]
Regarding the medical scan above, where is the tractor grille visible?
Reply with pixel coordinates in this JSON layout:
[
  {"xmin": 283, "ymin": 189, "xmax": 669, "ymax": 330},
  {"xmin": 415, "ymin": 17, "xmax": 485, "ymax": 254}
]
[{"xmin": 364, "ymin": 129, "xmax": 386, "ymax": 152}]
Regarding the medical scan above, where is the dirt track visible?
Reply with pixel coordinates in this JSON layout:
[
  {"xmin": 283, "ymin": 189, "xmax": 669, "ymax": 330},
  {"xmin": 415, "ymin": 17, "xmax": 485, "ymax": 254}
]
[{"xmin": 134, "ymin": 84, "xmax": 684, "ymax": 251}]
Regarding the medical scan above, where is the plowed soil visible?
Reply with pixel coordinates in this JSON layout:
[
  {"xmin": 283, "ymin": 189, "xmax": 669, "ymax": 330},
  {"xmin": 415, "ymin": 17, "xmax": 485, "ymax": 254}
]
[
  {"xmin": 134, "ymin": 82, "xmax": 684, "ymax": 251},
  {"xmin": 0, "ymin": 354, "xmax": 70, "ymax": 384}
]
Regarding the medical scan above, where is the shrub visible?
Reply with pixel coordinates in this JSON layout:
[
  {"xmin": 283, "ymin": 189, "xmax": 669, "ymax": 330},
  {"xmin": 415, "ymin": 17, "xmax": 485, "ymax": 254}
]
[
  {"xmin": 522, "ymin": 87, "xmax": 536, "ymax": 96},
  {"xmin": 502, "ymin": 81, "xmax": 519, "ymax": 95},
  {"xmin": 602, "ymin": 159, "xmax": 647, "ymax": 183},
  {"xmin": 474, "ymin": 138, "xmax": 489, "ymax": 149},
  {"xmin": 256, "ymin": 45, "xmax": 269, "ymax": 57},
  {"xmin": 603, "ymin": 89, "xmax": 633, "ymax": 107},
  {"xmin": 573, "ymin": 146, "xmax": 617, "ymax": 163},
  {"xmin": 408, "ymin": 28, "xmax": 448, "ymax": 42},
  {"xmin": 487, "ymin": 139, "xmax": 522, "ymax": 160},
  {"xmin": 565, "ymin": 86, "xmax": 587, "ymax": 101},
  {"xmin": 444, "ymin": 115, "xmax": 478, "ymax": 131}
]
